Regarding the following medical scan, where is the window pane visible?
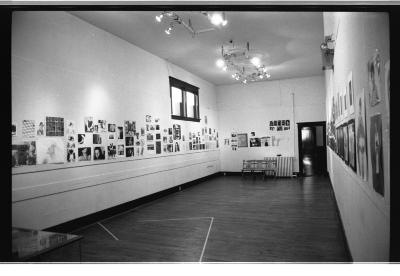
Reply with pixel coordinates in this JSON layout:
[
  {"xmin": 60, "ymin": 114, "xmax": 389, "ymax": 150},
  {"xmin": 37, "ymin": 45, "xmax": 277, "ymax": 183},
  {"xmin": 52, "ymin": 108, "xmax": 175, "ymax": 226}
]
[
  {"xmin": 186, "ymin": 91, "xmax": 195, "ymax": 118},
  {"xmin": 171, "ymin": 87, "xmax": 182, "ymax": 116}
]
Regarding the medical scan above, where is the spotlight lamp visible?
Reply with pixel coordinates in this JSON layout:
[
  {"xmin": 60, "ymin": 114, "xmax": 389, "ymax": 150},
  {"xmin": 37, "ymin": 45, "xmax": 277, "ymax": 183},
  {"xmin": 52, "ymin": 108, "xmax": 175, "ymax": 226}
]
[
  {"xmin": 155, "ymin": 14, "xmax": 163, "ymax": 22},
  {"xmin": 165, "ymin": 24, "xmax": 173, "ymax": 35}
]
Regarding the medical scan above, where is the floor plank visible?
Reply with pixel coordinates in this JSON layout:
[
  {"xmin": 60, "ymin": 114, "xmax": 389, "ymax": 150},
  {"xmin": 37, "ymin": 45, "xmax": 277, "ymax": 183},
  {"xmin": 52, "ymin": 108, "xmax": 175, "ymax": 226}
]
[{"xmin": 73, "ymin": 175, "xmax": 350, "ymax": 262}]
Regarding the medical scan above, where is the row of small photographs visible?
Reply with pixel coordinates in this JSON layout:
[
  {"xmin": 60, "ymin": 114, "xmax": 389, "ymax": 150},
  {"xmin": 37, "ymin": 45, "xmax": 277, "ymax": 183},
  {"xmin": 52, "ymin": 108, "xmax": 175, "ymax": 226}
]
[{"xmin": 12, "ymin": 136, "xmax": 220, "ymax": 167}]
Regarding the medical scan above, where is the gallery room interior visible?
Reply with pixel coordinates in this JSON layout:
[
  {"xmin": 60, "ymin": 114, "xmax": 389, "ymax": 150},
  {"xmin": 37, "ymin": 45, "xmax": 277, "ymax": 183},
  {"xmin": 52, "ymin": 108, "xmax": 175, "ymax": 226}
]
[{"xmin": 8, "ymin": 7, "xmax": 394, "ymax": 263}]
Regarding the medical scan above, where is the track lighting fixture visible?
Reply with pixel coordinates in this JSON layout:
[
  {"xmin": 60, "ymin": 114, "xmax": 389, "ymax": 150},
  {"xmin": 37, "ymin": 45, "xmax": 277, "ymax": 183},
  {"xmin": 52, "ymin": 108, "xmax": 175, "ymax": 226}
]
[
  {"xmin": 154, "ymin": 11, "xmax": 228, "ymax": 37},
  {"xmin": 216, "ymin": 40, "xmax": 271, "ymax": 84}
]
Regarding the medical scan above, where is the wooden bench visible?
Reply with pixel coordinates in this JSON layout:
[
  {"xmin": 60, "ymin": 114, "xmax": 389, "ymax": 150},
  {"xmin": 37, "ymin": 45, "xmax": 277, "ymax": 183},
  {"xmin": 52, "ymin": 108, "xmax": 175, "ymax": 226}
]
[{"xmin": 242, "ymin": 159, "xmax": 277, "ymax": 180}]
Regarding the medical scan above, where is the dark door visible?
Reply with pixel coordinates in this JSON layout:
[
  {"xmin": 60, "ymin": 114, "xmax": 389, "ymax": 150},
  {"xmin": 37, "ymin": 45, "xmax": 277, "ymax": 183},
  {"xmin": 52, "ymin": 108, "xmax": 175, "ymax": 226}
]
[{"xmin": 298, "ymin": 122, "xmax": 327, "ymax": 176}]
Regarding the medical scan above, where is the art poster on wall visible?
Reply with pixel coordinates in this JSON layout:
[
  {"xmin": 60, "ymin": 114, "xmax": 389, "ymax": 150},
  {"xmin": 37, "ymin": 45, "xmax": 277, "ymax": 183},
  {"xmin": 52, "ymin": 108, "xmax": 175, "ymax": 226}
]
[
  {"xmin": 46, "ymin": 117, "xmax": 64, "ymax": 136},
  {"xmin": 146, "ymin": 115, "xmax": 152, "ymax": 123},
  {"xmin": 117, "ymin": 144, "xmax": 125, "ymax": 157},
  {"xmin": 108, "ymin": 143, "xmax": 116, "ymax": 159},
  {"xmin": 126, "ymin": 147, "xmax": 134, "ymax": 157},
  {"xmin": 384, "ymin": 60, "xmax": 390, "ymax": 127},
  {"xmin": 126, "ymin": 136, "xmax": 134, "ymax": 146},
  {"xmin": 173, "ymin": 124, "xmax": 181, "ymax": 140},
  {"xmin": 260, "ymin": 136, "xmax": 271, "ymax": 147},
  {"xmin": 237, "ymin": 133, "xmax": 248, "ymax": 147},
  {"xmin": 369, "ymin": 113, "xmax": 384, "ymax": 197},
  {"xmin": 93, "ymin": 133, "xmax": 103, "ymax": 145},
  {"xmin": 231, "ymin": 133, "xmax": 238, "ymax": 150},
  {"xmin": 348, "ymin": 119, "xmax": 356, "ymax": 172},
  {"xmin": 117, "ymin": 126, "xmax": 124, "ymax": 139},
  {"xmin": 98, "ymin": 120, "xmax": 107, "ymax": 132},
  {"xmin": 22, "ymin": 120, "xmax": 35, "ymax": 138},
  {"xmin": 84, "ymin": 116, "xmax": 94, "ymax": 133},
  {"xmin": 367, "ymin": 49, "xmax": 381, "ymax": 107},
  {"xmin": 12, "ymin": 141, "xmax": 37, "ymax": 167},
  {"xmin": 12, "ymin": 122, "xmax": 17, "ymax": 137},
  {"xmin": 66, "ymin": 135, "xmax": 76, "ymax": 162},
  {"xmin": 343, "ymin": 123, "xmax": 349, "ymax": 164},
  {"xmin": 347, "ymin": 71, "xmax": 355, "ymax": 114},
  {"xmin": 94, "ymin": 146, "xmax": 106, "ymax": 160},
  {"xmin": 78, "ymin": 147, "xmax": 91, "ymax": 161},
  {"xmin": 37, "ymin": 121, "xmax": 45, "ymax": 137},
  {"xmin": 108, "ymin": 123, "xmax": 116, "ymax": 133},
  {"xmin": 124, "ymin": 120, "xmax": 136, "ymax": 136},
  {"xmin": 249, "ymin": 137, "xmax": 261, "ymax": 147},
  {"xmin": 355, "ymin": 90, "xmax": 368, "ymax": 181},
  {"xmin": 37, "ymin": 137, "xmax": 65, "ymax": 164},
  {"xmin": 174, "ymin": 141, "xmax": 180, "ymax": 152},
  {"xmin": 156, "ymin": 141, "xmax": 162, "ymax": 154}
]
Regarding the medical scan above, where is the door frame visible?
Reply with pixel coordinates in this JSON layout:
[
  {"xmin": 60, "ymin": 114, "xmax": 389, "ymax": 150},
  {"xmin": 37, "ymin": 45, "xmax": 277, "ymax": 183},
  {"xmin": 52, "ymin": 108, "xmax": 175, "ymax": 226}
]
[{"xmin": 297, "ymin": 121, "xmax": 327, "ymax": 176}]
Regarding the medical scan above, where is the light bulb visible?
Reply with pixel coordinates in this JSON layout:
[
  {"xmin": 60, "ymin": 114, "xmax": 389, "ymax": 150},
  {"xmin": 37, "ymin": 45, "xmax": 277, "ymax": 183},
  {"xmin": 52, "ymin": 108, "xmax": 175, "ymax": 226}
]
[
  {"xmin": 250, "ymin": 57, "xmax": 261, "ymax": 67},
  {"xmin": 243, "ymin": 79, "xmax": 247, "ymax": 84},
  {"xmin": 266, "ymin": 74, "xmax": 271, "ymax": 78},
  {"xmin": 156, "ymin": 14, "xmax": 163, "ymax": 22},
  {"xmin": 222, "ymin": 20, "xmax": 228, "ymax": 26},
  {"xmin": 165, "ymin": 27, "xmax": 172, "ymax": 35},
  {"xmin": 216, "ymin": 59, "xmax": 225, "ymax": 68},
  {"xmin": 222, "ymin": 66, "xmax": 227, "ymax": 71},
  {"xmin": 231, "ymin": 74, "xmax": 236, "ymax": 78},
  {"xmin": 259, "ymin": 75, "xmax": 264, "ymax": 79},
  {"xmin": 209, "ymin": 13, "xmax": 224, "ymax": 26}
]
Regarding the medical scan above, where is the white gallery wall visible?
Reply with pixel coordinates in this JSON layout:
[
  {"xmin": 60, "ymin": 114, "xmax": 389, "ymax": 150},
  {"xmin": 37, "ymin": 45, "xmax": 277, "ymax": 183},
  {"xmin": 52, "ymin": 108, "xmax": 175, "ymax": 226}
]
[
  {"xmin": 11, "ymin": 11, "xmax": 220, "ymax": 230},
  {"xmin": 217, "ymin": 75, "xmax": 326, "ymax": 172},
  {"xmin": 323, "ymin": 12, "xmax": 390, "ymax": 261}
]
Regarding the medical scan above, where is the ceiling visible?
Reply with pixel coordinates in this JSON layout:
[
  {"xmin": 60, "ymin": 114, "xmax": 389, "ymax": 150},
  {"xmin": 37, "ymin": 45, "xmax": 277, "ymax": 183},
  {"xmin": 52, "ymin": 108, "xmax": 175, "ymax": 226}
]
[{"xmin": 70, "ymin": 11, "xmax": 324, "ymax": 86}]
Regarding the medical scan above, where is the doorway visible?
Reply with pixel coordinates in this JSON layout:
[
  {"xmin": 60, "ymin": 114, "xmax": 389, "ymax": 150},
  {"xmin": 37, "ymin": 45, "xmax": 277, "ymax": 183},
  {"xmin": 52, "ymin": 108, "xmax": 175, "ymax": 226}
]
[{"xmin": 297, "ymin": 121, "xmax": 327, "ymax": 176}]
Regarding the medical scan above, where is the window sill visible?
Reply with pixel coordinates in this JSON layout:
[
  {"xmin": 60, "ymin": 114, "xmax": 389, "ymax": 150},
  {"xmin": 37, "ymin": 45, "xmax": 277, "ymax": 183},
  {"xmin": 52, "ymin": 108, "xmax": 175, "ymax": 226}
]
[{"xmin": 171, "ymin": 115, "xmax": 201, "ymax": 122}]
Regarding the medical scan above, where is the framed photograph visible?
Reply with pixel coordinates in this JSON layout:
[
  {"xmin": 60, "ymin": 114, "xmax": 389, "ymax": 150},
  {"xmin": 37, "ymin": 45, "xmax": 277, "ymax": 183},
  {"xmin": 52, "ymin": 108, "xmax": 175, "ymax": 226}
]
[
  {"xmin": 249, "ymin": 137, "xmax": 261, "ymax": 147},
  {"xmin": 78, "ymin": 147, "xmax": 91, "ymax": 161},
  {"xmin": 355, "ymin": 90, "xmax": 368, "ymax": 181},
  {"xmin": 108, "ymin": 124, "xmax": 116, "ymax": 132},
  {"xmin": 93, "ymin": 146, "xmax": 106, "ymax": 160},
  {"xmin": 22, "ymin": 119, "xmax": 35, "ymax": 138},
  {"xmin": 12, "ymin": 122, "xmax": 17, "ymax": 136},
  {"xmin": 347, "ymin": 72, "xmax": 355, "ymax": 114},
  {"xmin": 126, "ymin": 147, "xmax": 134, "ymax": 157},
  {"xmin": 237, "ymin": 133, "xmax": 248, "ymax": 147},
  {"xmin": 348, "ymin": 119, "xmax": 356, "ymax": 172},
  {"xmin": 367, "ymin": 49, "xmax": 381, "ymax": 107},
  {"xmin": 84, "ymin": 116, "xmax": 94, "ymax": 133},
  {"xmin": 370, "ymin": 113, "xmax": 384, "ymax": 196},
  {"xmin": 343, "ymin": 123, "xmax": 349, "ymax": 164},
  {"xmin": 37, "ymin": 137, "xmax": 64, "ymax": 164}
]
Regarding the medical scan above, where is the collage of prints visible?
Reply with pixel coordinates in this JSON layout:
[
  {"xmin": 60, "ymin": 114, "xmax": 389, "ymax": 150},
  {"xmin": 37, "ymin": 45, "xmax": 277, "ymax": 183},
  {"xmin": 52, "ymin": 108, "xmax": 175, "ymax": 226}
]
[
  {"xmin": 11, "ymin": 115, "xmax": 219, "ymax": 168},
  {"xmin": 326, "ymin": 49, "xmax": 390, "ymax": 197},
  {"xmin": 225, "ymin": 119, "xmax": 291, "ymax": 150}
]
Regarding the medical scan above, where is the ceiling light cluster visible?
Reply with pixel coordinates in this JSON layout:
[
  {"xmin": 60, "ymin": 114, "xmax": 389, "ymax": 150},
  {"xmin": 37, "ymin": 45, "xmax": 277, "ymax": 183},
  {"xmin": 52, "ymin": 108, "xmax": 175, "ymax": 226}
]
[
  {"xmin": 155, "ymin": 11, "xmax": 228, "ymax": 37},
  {"xmin": 216, "ymin": 40, "xmax": 271, "ymax": 84}
]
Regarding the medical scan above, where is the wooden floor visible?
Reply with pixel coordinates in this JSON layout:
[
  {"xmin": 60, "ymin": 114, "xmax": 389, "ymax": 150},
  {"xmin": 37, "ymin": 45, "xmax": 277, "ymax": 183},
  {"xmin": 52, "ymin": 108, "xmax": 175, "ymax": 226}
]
[{"xmin": 72, "ymin": 175, "xmax": 351, "ymax": 262}]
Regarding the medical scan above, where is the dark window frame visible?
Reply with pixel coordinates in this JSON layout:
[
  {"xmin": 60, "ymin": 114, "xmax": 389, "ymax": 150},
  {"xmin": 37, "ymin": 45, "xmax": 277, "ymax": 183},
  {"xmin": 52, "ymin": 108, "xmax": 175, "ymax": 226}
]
[{"xmin": 169, "ymin": 76, "xmax": 200, "ymax": 122}]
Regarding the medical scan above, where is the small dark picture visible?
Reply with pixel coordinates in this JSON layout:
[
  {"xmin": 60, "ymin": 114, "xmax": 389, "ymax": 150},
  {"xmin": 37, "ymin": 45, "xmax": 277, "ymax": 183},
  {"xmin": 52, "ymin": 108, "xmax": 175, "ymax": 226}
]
[
  {"xmin": 108, "ymin": 124, "xmax": 116, "ymax": 132},
  {"xmin": 125, "ymin": 136, "xmax": 134, "ymax": 146},
  {"xmin": 93, "ymin": 146, "xmax": 105, "ymax": 160},
  {"xmin": 93, "ymin": 134, "xmax": 102, "ymax": 144},
  {"xmin": 126, "ymin": 147, "xmax": 134, "ymax": 157}
]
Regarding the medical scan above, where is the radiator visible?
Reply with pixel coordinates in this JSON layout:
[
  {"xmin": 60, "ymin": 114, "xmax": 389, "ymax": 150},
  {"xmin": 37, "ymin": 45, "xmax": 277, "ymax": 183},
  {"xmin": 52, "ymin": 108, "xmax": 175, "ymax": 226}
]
[{"xmin": 264, "ymin": 156, "xmax": 294, "ymax": 177}]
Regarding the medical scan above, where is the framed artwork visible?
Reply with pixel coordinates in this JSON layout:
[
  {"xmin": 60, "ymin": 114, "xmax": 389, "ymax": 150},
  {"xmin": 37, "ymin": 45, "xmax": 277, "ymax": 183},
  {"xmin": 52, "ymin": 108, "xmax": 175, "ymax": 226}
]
[
  {"xmin": 249, "ymin": 137, "xmax": 261, "ymax": 147},
  {"xmin": 46, "ymin": 117, "xmax": 64, "ymax": 136},
  {"xmin": 355, "ymin": 90, "xmax": 368, "ymax": 181},
  {"xmin": 348, "ymin": 119, "xmax": 356, "ymax": 172},
  {"xmin": 124, "ymin": 120, "xmax": 136, "ymax": 136},
  {"xmin": 237, "ymin": 133, "xmax": 248, "ymax": 147},
  {"xmin": 37, "ymin": 137, "xmax": 65, "ymax": 164},
  {"xmin": 22, "ymin": 120, "xmax": 35, "ymax": 138},
  {"xmin": 93, "ymin": 146, "xmax": 106, "ymax": 160},
  {"xmin": 347, "ymin": 71, "xmax": 355, "ymax": 114},
  {"xmin": 12, "ymin": 141, "xmax": 36, "ymax": 167},
  {"xmin": 84, "ymin": 117, "xmax": 94, "ymax": 133},
  {"xmin": 12, "ymin": 122, "xmax": 17, "ymax": 136},
  {"xmin": 343, "ymin": 123, "xmax": 349, "ymax": 164},
  {"xmin": 369, "ymin": 113, "xmax": 384, "ymax": 197},
  {"xmin": 78, "ymin": 147, "xmax": 91, "ymax": 161},
  {"xmin": 367, "ymin": 49, "xmax": 381, "ymax": 107}
]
